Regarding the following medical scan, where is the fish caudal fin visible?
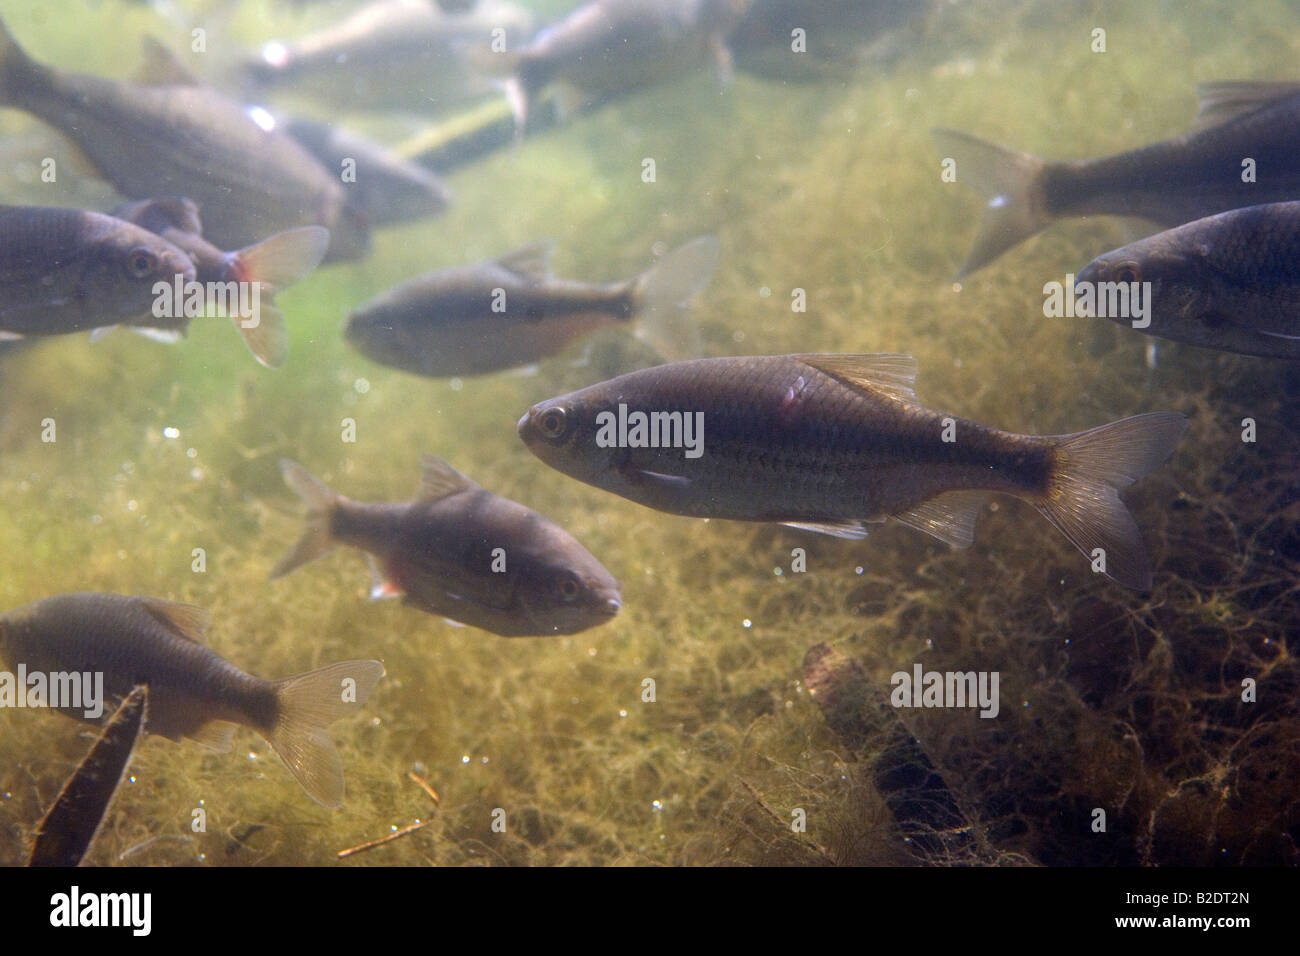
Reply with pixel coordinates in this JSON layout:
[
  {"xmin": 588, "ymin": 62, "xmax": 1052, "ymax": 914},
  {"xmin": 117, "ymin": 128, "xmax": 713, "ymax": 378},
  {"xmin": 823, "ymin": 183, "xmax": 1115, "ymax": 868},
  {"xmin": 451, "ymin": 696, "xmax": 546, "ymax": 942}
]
[
  {"xmin": 633, "ymin": 235, "xmax": 720, "ymax": 361},
  {"xmin": 271, "ymin": 459, "xmax": 339, "ymax": 579},
  {"xmin": 931, "ymin": 128, "xmax": 1049, "ymax": 278},
  {"xmin": 267, "ymin": 660, "xmax": 385, "ymax": 809},
  {"xmin": 229, "ymin": 226, "xmax": 330, "ymax": 368},
  {"xmin": 1034, "ymin": 412, "xmax": 1187, "ymax": 590}
]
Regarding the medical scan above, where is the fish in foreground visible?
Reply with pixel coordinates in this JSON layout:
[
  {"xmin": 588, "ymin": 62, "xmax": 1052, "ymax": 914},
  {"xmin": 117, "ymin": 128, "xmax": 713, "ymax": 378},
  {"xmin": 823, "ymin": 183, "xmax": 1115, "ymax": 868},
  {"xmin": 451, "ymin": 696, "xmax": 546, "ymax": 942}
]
[
  {"xmin": 0, "ymin": 204, "xmax": 195, "ymax": 340},
  {"xmin": 498, "ymin": 0, "xmax": 753, "ymax": 133},
  {"xmin": 1076, "ymin": 200, "xmax": 1300, "ymax": 360},
  {"xmin": 272, "ymin": 456, "xmax": 621, "ymax": 636},
  {"xmin": 935, "ymin": 81, "xmax": 1300, "ymax": 277},
  {"xmin": 0, "ymin": 18, "xmax": 355, "ymax": 255},
  {"xmin": 112, "ymin": 198, "xmax": 329, "ymax": 368},
  {"xmin": 518, "ymin": 354, "xmax": 1187, "ymax": 589},
  {"xmin": 344, "ymin": 236, "xmax": 718, "ymax": 377},
  {"xmin": 28, "ymin": 686, "xmax": 148, "ymax": 867},
  {"xmin": 0, "ymin": 593, "xmax": 384, "ymax": 809}
]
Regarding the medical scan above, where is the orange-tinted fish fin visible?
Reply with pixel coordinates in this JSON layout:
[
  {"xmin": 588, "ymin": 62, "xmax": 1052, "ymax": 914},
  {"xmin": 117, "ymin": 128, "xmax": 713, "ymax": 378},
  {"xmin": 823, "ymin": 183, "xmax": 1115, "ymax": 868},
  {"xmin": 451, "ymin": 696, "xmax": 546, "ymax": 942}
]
[
  {"xmin": 135, "ymin": 36, "xmax": 203, "ymax": 87},
  {"xmin": 892, "ymin": 490, "xmax": 990, "ymax": 549},
  {"xmin": 366, "ymin": 555, "xmax": 404, "ymax": 601},
  {"xmin": 187, "ymin": 720, "xmax": 237, "ymax": 753},
  {"xmin": 781, "ymin": 519, "xmax": 871, "ymax": 540},
  {"xmin": 267, "ymin": 660, "xmax": 385, "ymax": 809},
  {"xmin": 271, "ymin": 460, "xmax": 340, "ymax": 579},
  {"xmin": 1034, "ymin": 412, "xmax": 1187, "ymax": 590},
  {"xmin": 496, "ymin": 240, "xmax": 554, "ymax": 283},
  {"xmin": 234, "ymin": 225, "xmax": 330, "ymax": 294},
  {"xmin": 1193, "ymin": 81, "xmax": 1300, "ymax": 130},
  {"xmin": 232, "ymin": 302, "xmax": 287, "ymax": 369},
  {"xmin": 139, "ymin": 597, "xmax": 210, "ymax": 643},
  {"xmin": 930, "ymin": 128, "xmax": 1049, "ymax": 278},
  {"xmin": 795, "ymin": 354, "xmax": 920, "ymax": 406},
  {"xmin": 418, "ymin": 454, "xmax": 477, "ymax": 501}
]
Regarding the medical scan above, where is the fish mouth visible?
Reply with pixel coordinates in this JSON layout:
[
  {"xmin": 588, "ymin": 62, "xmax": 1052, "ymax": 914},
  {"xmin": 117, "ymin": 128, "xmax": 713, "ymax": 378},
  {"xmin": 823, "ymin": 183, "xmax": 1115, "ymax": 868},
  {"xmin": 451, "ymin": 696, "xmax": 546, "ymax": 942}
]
[{"xmin": 596, "ymin": 595, "xmax": 621, "ymax": 618}]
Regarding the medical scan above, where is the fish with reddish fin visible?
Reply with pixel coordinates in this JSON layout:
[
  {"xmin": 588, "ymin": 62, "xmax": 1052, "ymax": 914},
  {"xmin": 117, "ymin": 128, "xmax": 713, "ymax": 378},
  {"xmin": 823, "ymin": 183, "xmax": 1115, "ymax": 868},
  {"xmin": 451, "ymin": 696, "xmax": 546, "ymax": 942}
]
[
  {"xmin": 271, "ymin": 456, "xmax": 622, "ymax": 636},
  {"xmin": 517, "ymin": 354, "xmax": 1187, "ymax": 590},
  {"xmin": 0, "ymin": 593, "xmax": 384, "ymax": 809}
]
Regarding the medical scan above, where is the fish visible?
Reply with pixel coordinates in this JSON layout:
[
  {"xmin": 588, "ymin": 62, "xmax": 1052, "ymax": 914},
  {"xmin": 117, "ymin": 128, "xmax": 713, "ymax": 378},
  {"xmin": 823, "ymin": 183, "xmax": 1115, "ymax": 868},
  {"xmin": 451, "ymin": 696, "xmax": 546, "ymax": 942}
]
[
  {"xmin": 28, "ymin": 686, "xmax": 148, "ymax": 868},
  {"xmin": 245, "ymin": 0, "xmax": 536, "ymax": 114},
  {"xmin": 271, "ymin": 456, "xmax": 622, "ymax": 636},
  {"xmin": 0, "ymin": 204, "xmax": 196, "ymax": 340},
  {"xmin": 935, "ymin": 81, "xmax": 1300, "ymax": 277},
  {"xmin": 344, "ymin": 236, "xmax": 718, "ymax": 377},
  {"xmin": 283, "ymin": 117, "xmax": 453, "ymax": 227},
  {"xmin": 1075, "ymin": 200, "xmax": 1300, "ymax": 360},
  {"xmin": 112, "ymin": 198, "xmax": 329, "ymax": 368},
  {"xmin": 516, "ymin": 354, "xmax": 1187, "ymax": 590},
  {"xmin": 0, "ymin": 593, "xmax": 384, "ymax": 809},
  {"xmin": 499, "ymin": 0, "xmax": 754, "ymax": 133},
  {"xmin": 0, "ymin": 17, "xmax": 362, "ymax": 257}
]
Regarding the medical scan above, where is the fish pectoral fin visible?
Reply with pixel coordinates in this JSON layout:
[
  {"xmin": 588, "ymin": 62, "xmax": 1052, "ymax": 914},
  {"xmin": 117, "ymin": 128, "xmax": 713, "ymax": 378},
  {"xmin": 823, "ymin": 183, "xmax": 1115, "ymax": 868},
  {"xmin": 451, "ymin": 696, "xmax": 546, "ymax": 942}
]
[
  {"xmin": 496, "ymin": 240, "xmax": 555, "ymax": 283},
  {"xmin": 135, "ymin": 35, "xmax": 204, "ymax": 86},
  {"xmin": 418, "ymin": 454, "xmax": 478, "ymax": 501},
  {"xmin": 0, "ymin": 330, "xmax": 25, "ymax": 341},
  {"xmin": 139, "ymin": 597, "xmax": 211, "ymax": 643},
  {"xmin": 781, "ymin": 519, "xmax": 872, "ymax": 540},
  {"xmin": 366, "ymin": 555, "xmax": 405, "ymax": 600},
  {"xmin": 186, "ymin": 720, "xmax": 237, "ymax": 753},
  {"xmin": 794, "ymin": 354, "xmax": 921, "ymax": 406},
  {"xmin": 88, "ymin": 326, "xmax": 116, "ymax": 343},
  {"xmin": 130, "ymin": 326, "xmax": 185, "ymax": 344},
  {"xmin": 620, "ymin": 465, "xmax": 692, "ymax": 489},
  {"xmin": 441, "ymin": 617, "xmax": 469, "ymax": 629},
  {"xmin": 891, "ymin": 491, "xmax": 991, "ymax": 549},
  {"xmin": 1194, "ymin": 80, "xmax": 1300, "ymax": 129}
]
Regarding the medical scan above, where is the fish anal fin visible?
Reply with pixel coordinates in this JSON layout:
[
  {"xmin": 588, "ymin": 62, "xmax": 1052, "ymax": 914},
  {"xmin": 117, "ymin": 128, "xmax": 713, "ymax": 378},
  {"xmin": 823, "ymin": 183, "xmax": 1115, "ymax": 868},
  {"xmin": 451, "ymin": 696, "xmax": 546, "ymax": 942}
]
[
  {"xmin": 139, "ymin": 597, "xmax": 210, "ymax": 643},
  {"xmin": 795, "ymin": 353, "xmax": 920, "ymax": 406},
  {"xmin": 1194, "ymin": 81, "xmax": 1300, "ymax": 129},
  {"xmin": 186, "ymin": 720, "xmax": 237, "ymax": 753},
  {"xmin": 781, "ymin": 519, "xmax": 872, "ymax": 540},
  {"xmin": 892, "ymin": 490, "xmax": 990, "ymax": 549},
  {"xmin": 418, "ymin": 454, "xmax": 477, "ymax": 501},
  {"xmin": 496, "ymin": 240, "xmax": 554, "ymax": 283},
  {"xmin": 366, "ymin": 554, "xmax": 405, "ymax": 601}
]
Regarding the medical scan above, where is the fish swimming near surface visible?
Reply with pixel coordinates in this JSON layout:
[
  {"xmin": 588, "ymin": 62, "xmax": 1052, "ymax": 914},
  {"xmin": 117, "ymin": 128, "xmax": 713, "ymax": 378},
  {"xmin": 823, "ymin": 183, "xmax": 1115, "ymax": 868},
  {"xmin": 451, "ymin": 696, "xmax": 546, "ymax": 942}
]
[
  {"xmin": 1075, "ymin": 200, "xmax": 1300, "ymax": 360},
  {"xmin": 271, "ymin": 456, "xmax": 622, "ymax": 636},
  {"xmin": 113, "ymin": 197, "xmax": 329, "ymax": 368},
  {"xmin": 935, "ymin": 81, "xmax": 1300, "ymax": 277},
  {"xmin": 0, "ymin": 204, "xmax": 195, "ymax": 341},
  {"xmin": 497, "ymin": 0, "xmax": 754, "ymax": 133},
  {"xmin": 517, "ymin": 354, "xmax": 1187, "ymax": 590},
  {"xmin": 0, "ymin": 17, "xmax": 362, "ymax": 257},
  {"xmin": 0, "ymin": 593, "xmax": 384, "ymax": 808},
  {"xmin": 344, "ymin": 236, "xmax": 718, "ymax": 377}
]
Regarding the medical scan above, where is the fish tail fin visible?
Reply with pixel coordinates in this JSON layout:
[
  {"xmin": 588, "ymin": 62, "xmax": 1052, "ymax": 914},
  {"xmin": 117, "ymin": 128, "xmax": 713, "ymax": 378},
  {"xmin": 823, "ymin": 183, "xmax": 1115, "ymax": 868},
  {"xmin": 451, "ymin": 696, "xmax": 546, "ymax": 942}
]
[
  {"xmin": 228, "ymin": 226, "xmax": 329, "ymax": 368},
  {"xmin": 631, "ymin": 235, "xmax": 720, "ymax": 361},
  {"xmin": 1033, "ymin": 412, "xmax": 1187, "ymax": 590},
  {"xmin": 271, "ymin": 459, "xmax": 340, "ymax": 579},
  {"xmin": 267, "ymin": 659, "xmax": 384, "ymax": 809},
  {"xmin": 931, "ymin": 128, "xmax": 1050, "ymax": 278}
]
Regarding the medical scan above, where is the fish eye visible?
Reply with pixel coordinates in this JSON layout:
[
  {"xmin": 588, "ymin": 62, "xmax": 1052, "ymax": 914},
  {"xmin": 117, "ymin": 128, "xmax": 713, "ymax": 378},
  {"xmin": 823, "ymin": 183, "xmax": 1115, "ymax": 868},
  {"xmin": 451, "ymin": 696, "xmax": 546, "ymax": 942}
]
[
  {"xmin": 126, "ymin": 248, "xmax": 158, "ymax": 279},
  {"xmin": 1114, "ymin": 260, "xmax": 1142, "ymax": 284},
  {"xmin": 537, "ymin": 406, "xmax": 568, "ymax": 441},
  {"xmin": 557, "ymin": 574, "xmax": 581, "ymax": 602}
]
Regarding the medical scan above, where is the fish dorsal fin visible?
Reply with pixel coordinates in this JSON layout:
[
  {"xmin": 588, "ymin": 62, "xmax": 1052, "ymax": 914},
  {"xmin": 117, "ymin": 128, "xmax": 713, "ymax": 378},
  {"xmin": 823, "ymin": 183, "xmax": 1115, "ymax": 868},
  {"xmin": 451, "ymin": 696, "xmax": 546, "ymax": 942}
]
[
  {"xmin": 418, "ymin": 454, "xmax": 477, "ymax": 501},
  {"xmin": 496, "ymin": 241, "xmax": 554, "ymax": 283},
  {"xmin": 891, "ymin": 490, "xmax": 990, "ymax": 549},
  {"xmin": 118, "ymin": 196, "xmax": 204, "ymax": 237},
  {"xmin": 135, "ymin": 36, "xmax": 204, "ymax": 87},
  {"xmin": 795, "ymin": 354, "xmax": 920, "ymax": 406},
  {"xmin": 1193, "ymin": 81, "xmax": 1300, "ymax": 129},
  {"xmin": 139, "ymin": 598, "xmax": 210, "ymax": 643}
]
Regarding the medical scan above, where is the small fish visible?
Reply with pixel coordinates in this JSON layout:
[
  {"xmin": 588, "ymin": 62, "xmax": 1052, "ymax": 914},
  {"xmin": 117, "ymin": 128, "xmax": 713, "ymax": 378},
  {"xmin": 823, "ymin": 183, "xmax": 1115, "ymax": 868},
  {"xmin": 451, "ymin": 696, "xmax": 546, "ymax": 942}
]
[
  {"xmin": 1075, "ymin": 201, "xmax": 1300, "ymax": 360},
  {"xmin": 0, "ymin": 593, "xmax": 384, "ymax": 808},
  {"xmin": 271, "ymin": 456, "xmax": 622, "ymax": 636},
  {"xmin": 344, "ymin": 236, "xmax": 718, "ymax": 377},
  {"xmin": 113, "ymin": 198, "xmax": 329, "ymax": 368},
  {"xmin": 500, "ymin": 0, "xmax": 753, "ymax": 133},
  {"xmin": 28, "ymin": 686, "xmax": 148, "ymax": 868},
  {"xmin": 517, "ymin": 354, "xmax": 1187, "ymax": 590},
  {"xmin": 935, "ymin": 81, "xmax": 1300, "ymax": 277},
  {"xmin": 0, "ymin": 204, "xmax": 195, "ymax": 340},
  {"xmin": 283, "ymin": 117, "xmax": 453, "ymax": 227},
  {"xmin": 0, "ymin": 17, "xmax": 356, "ymax": 256}
]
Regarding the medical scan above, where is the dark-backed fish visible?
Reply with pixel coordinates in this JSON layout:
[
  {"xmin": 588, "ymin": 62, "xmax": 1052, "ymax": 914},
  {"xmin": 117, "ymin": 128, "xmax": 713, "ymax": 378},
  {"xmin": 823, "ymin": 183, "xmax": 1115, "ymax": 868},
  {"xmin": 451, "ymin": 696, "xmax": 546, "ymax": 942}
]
[
  {"xmin": 344, "ymin": 236, "xmax": 717, "ymax": 377},
  {"xmin": 0, "ymin": 593, "xmax": 384, "ymax": 808},
  {"xmin": 517, "ymin": 354, "xmax": 1186, "ymax": 590},
  {"xmin": 0, "ymin": 204, "xmax": 194, "ymax": 340},
  {"xmin": 936, "ymin": 81, "xmax": 1300, "ymax": 276},
  {"xmin": 271, "ymin": 456, "xmax": 621, "ymax": 636},
  {"xmin": 1075, "ymin": 200, "xmax": 1300, "ymax": 360}
]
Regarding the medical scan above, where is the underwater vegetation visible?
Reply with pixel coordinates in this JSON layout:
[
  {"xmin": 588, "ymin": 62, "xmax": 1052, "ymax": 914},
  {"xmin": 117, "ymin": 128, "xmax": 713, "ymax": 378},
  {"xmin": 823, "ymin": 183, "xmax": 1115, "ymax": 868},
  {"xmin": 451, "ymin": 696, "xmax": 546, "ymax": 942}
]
[{"xmin": 0, "ymin": 0, "xmax": 1298, "ymax": 869}]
